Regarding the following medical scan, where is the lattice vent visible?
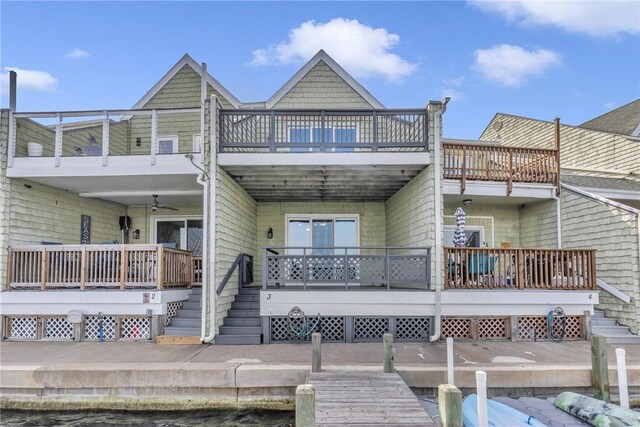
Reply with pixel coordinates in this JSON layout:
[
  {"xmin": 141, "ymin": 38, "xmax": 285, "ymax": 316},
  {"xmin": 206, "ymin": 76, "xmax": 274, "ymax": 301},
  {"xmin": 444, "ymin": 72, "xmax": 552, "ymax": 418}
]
[
  {"xmin": 354, "ymin": 317, "xmax": 389, "ymax": 341},
  {"xmin": 442, "ymin": 318, "xmax": 473, "ymax": 339},
  {"xmin": 44, "ymin": 317, "xmax": 74, "ymax": 340},
  {"xmin": 560, "ymin": 316, "xmax": 583, "ymax": 339},
  {"xmin": 166, "ymin": 302, "xmax": 183, "ymax": 326},
  {"xmin": 8, "ymin": 316, "xmax": 37, "ymax": 339},
  {"xmin": 120, "ymin": 317, "xmax": 151, "ymax": 340},
  {"xmin": 270, "ymin": 316, "xmax": 341, "ymax": 342},
  {"xmin": 518, "ymin": 316, "xmax": 583, "ymax": 341},
  {"xmin": 396, "ymin": 317, "xmax": 431, "ymax": 340},
  {"xmin": 320, "ymin": 317, "xmax": 345, "ymax": 342},
  {"xmin": 83, "ymin": 315, "xmax": 116, "ymax": 341},
  {"xmin": 477, "ymin": 317, "xmax": 509, "ymax": 340}
]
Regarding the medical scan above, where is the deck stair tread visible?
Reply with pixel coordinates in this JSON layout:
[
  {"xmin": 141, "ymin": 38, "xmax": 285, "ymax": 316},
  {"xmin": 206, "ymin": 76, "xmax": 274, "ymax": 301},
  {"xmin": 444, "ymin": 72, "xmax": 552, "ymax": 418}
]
[
  {"xmin": 308, "ymin": 370, "xmax": 434, "ymax": 426},
  {"xmin": 163, "ymin": 289, "xmax": 201, "ymax": 339},
  {"xmin": 590, "ymin": 310, "xmax": 640, "ymax": 343},
  {"xmin": 217, "ymin": 285, "xmax": 263, "ymax": 345}
]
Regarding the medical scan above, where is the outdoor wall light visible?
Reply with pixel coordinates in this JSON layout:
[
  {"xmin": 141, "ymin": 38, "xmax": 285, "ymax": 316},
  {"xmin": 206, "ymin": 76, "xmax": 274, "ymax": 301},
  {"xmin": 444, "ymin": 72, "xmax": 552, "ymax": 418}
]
[
  {"xmin": 463, "ymin": 199, "xmax": 472, "ymax": 206},
  {"xmin": 133, "ymin": 229, "xmax": 140, "ymax": 240},
  {"xmin": 267, "ymin": 227, "xmax": 273, "ymax": 239}
]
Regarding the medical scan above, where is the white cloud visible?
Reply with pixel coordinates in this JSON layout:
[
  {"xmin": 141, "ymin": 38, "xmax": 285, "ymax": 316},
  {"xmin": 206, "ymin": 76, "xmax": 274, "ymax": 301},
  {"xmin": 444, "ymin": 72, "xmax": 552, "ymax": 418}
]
[
  {"xmin": 442, "ymin": 76, "xmax": 466, "ymax": 87},
  {"xmin": 473, "ymin": 44, "xmax": 561, "ymax": 86},
  {"xmin": 604, "ymin": 101, "xmax": 617, "ymax": 110},
  {"xmin": 66, "ymin": 48, "xmax": 91, "ymax": 59},
  {"xmin": 441, "ymin": 88, "xmax": 464, "ymax": 101},
  {"xmin": 250, "ymin": 18, "xmax": 417, "ymax": 82},
  {"xmin": 1, "ymin": 67, "xmax": 58, "ymax": 94},
  {"xmin": 470, "ymin": 0, "xmax": 640, "ymax": 37}
]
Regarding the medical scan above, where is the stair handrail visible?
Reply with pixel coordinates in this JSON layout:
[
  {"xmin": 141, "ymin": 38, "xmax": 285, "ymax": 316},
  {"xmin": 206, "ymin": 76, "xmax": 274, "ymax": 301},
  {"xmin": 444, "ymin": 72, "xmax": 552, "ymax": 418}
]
[{"xmin": 216, "ymin": 253, "xmax": 253, "ymax": 296}]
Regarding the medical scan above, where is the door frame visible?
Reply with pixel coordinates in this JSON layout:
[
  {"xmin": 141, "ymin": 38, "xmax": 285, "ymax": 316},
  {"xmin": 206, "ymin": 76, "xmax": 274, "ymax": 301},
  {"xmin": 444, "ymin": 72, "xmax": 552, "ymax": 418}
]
[{"xmin": 150, "ymin": 215, "xmax": 203, "ymax": 250}]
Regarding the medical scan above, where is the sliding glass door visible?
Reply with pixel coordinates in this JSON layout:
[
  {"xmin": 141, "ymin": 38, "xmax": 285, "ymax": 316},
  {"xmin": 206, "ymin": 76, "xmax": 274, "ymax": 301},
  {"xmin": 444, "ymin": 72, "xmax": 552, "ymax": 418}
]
[
  {"xmin": 153, "ymin": 217, "xmax": 203, "ymax": 256},
  {"xmin": 286, "ymin": 216, "xmax": 358, "ymax": 254}
]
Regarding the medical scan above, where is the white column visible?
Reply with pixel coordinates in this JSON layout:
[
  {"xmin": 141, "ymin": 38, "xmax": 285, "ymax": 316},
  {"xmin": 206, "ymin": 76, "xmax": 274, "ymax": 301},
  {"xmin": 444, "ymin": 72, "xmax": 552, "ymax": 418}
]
[
  {"xmin": 7, "ymin": 111, "xmax": 15, "ymax": 168},
  {"xmin": 616, "ymin": 348, "xmax": 629, "ymax": 409},
  {"xmin": 476, "ymin": 370, "xmax": 488, "ymax": 427},
  {"xmin": 446, "ymin": 337, "xmax": 454, "ymax": 384}
]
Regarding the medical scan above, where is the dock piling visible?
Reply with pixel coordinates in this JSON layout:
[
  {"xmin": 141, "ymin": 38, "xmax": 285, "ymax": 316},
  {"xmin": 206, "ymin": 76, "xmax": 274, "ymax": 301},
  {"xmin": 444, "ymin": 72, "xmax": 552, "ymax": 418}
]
[
  {"xmin": 296, "ymin": 384, "xmax": 316, "ymax": 427},
  {"xmin": 383, "ymin": 333, "xmax": 394, "ymax": 373},
  {"xmin": 590, "ymin": 335, "xmax": 610, "ymax": 402},
  {"xmin": 476, "ymin": 370, "xmax": 488, "ymax": 427},
  {"xmin": 615, "ymin": 348, "xmax": 629, "ymax": 409},
  {"xmin": 438, "ymin": 384, "xmax": 462, "ymax": 427},
  {"xmin": 312, "ymin": 332, "xmax": 321, "ymax": 373}
]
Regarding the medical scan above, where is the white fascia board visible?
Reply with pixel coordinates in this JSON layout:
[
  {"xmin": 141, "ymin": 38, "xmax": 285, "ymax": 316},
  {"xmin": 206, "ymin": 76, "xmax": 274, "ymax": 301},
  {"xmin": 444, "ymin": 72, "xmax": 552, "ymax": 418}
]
[
  {"xmin": 218, "ymin": 152, "xmax": 430, "ymax": 167},
  {"xmin": 124, "ymin": 54, "xmax": 240, "ymax": 120},
  {"xmin": 562, "ymin": 184, "xmax": 640, "ymax": 215},
  {"xmin": 8, "ymin": 154, "xmax": 203, "ymax": 178},
  {"xmin": 264, "ymin": 50, "xmax": 385, "ymax": 109},
  {"xmin": 579, "ymin": 187, "xmax": 640, "ymax": 201},
  {"xmin": 0, "ymin": 290, "xmax": 190, "ymax": 316},
  {"xmin": 260, "ymin": 290, "xmax": 597, "ymax": 317},
  {"xmin": 597, "ymin": 278, "xmax": 632, "ymax": 304},
  {"xmin": 443, "ymin": 179, "xmax": 556, "ymax": 199},
  {"xmin": 79, "ymin": 189, "xmax": 203, "ymax": 198}
]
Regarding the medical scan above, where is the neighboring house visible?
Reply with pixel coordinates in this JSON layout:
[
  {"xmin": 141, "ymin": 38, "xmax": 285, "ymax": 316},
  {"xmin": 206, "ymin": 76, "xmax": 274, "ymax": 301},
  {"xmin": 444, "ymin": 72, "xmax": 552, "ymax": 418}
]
[
  {"xmin": 0, "ymin": 51, "xmax": 601, "ymax": 345},
  {"xmin": 481, "ymin": 106, "xmax": 640, "ymax": 335}
]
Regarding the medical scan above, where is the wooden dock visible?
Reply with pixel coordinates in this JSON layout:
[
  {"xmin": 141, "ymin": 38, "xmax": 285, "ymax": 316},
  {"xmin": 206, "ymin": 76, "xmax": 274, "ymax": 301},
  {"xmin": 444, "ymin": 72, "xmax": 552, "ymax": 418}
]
[{"xmin": 308, "ymin": 370, "xmax": 435, "ymax": 426}]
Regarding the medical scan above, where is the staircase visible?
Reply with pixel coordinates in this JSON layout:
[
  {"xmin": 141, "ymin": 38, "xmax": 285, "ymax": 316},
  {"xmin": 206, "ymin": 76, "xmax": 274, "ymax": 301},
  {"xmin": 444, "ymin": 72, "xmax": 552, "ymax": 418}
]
[
  {"xmin": 591, "ymin": 309, "xmax": 640, "ymax": 344},
  {"xmin": 215, "ymin": 286, "xmax": 262, "ymax": 345},
  {"xmin": 163, "ymin": 287, "xmax": 202, "ymax": 337}
]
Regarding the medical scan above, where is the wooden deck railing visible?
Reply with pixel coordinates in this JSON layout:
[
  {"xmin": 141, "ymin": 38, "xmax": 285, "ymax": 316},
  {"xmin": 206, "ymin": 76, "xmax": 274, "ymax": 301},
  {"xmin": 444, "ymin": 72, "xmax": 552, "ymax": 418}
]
[
  {"xmin": 443, "ymin": 143, "xmax": 559, "ymax": 194},
  {"xmin": 192, "ymin": 256, "xmax": 203, "ymax": 286},
  {"xmin": 444, "ymin": 247, "xmax": 596, "ymax": 290},
  {"xmin": 7, "ymin": 244, "xmax": 196, "ymax": 290}
]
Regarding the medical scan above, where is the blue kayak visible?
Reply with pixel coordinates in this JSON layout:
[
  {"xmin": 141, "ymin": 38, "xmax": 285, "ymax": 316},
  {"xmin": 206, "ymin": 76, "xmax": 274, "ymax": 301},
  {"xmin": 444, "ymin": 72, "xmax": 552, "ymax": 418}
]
[{"xmin": 462, "ymin": 394, "xmax": 547, "ymax": 427}]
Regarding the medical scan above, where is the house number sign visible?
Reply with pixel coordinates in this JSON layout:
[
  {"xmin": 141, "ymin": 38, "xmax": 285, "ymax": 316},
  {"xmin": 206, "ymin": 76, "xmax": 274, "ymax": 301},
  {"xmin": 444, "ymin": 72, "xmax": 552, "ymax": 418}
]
[{"xmin": 81, "ymin": 215, "xmax": 91, "ymax": 244}]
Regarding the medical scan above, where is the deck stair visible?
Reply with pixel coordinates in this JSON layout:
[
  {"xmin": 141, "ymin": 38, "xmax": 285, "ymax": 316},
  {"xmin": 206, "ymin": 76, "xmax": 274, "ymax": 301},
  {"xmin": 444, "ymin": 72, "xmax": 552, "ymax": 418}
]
[
  {"xmin": 308, "ymin": 370, "xmax": 434, "ymax": 426},
  {"xmin": 162, "ymin": 287, "xmax": 202, "ymax": 337},
  {"xmin": 216, "ymin": 286, "xmax": 262, "ymax": 345},
  {"xmin": 591, "ymin": 309, "xmax": 640, "ymax": 344}
]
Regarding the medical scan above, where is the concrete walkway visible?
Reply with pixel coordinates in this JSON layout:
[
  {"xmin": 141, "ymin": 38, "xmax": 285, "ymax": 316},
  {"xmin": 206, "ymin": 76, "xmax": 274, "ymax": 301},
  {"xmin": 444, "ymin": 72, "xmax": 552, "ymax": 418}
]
[{"xmin": 1, "ymin": 340, "xmax": 639, "ymax": 410}]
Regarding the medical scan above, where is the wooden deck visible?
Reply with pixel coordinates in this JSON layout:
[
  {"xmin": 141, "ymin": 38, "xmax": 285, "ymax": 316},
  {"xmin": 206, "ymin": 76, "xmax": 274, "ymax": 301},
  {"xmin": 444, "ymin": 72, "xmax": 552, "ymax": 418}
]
[{"xmin": 308, "ymin": 370, "xmax": 435, "ymax": 426}]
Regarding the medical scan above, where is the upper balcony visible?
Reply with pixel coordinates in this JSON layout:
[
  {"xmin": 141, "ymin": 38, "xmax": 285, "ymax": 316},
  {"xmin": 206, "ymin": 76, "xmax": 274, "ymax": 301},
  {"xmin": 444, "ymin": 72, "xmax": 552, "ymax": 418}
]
[
  {"xmin": 216, "ymin": 108, "xmax": 431, "ymax": 168},
  {"xmin": 6, "ymin": 107, "xmax": 204, "ymax": 198}
]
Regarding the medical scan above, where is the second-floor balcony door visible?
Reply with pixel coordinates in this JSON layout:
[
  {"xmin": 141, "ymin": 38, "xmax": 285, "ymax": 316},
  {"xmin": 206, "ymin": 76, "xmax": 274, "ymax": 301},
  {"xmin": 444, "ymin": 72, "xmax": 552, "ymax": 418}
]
[
  {"xmin": 286, "ymin": 215, "xmax": 358, "ymax": 254},
  {"xmin": 152, "ymin": 217, "xmax": 203, "ymax": 256},
  {"xmin": 288, "ymin": 127, "xmax": 356, "ymax": 152}
]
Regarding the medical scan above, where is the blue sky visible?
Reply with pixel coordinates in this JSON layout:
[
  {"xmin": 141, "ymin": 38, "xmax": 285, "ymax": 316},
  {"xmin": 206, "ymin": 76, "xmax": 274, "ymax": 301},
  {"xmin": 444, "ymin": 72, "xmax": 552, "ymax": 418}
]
[{"xmin": 1, "ymin": 1, "xmax": 639, "ymax": 138}]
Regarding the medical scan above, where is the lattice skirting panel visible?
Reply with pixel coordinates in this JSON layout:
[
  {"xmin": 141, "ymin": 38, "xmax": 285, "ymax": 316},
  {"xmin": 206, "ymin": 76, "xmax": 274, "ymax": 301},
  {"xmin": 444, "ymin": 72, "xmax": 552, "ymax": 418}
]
[
  {"xmin": 268, "ymin": 316, "xmax": 433, "ymax": 343},
  {"xmin": 517, "ymin": 316, "xmax": 583, "ymax": 341},
  {"xmin": 3, "ymin": 315, "xmax": 152, "ymax": 341},
  {"xmin": 166, "ymin": 302, "xmax": 183, "ymax": 326}
]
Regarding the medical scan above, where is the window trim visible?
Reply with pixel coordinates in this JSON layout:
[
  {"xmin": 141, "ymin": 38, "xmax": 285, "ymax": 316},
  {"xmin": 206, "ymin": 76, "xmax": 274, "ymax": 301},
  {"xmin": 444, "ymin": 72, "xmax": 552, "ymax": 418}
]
[
  {"xmin": 150, "ymin": 215, "xmax": 203, "ymax": 252},
  {"xmin": 157, "ymin": 135, "xmax": 179, "ymax": 154},
  {"xmin": 284, "ymin": 214, "xmax": 360, "ymax": 253},
  {"xmin": 443, "ymin": 225, "xmax": 485, "ymax": 248},
  {"xmin": 192, "ymin": 134, "xmax": 202, "ymax": 153}
]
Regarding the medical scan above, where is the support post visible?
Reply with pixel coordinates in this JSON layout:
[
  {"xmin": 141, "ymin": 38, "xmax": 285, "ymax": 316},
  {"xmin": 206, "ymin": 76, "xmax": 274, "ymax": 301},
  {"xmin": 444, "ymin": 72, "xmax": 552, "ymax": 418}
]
[
  {"xmin": 269, "ymin": 110, "xmax": 276, "ymax": 153},
  {"xmin": 9, "ymin": 70, "xmax": 17, "ymax": 111},
  {"xmin": 590, "ymin": 335, "xmax": 610, "ymax": 402},
  {"xmin": 383, "ymin": 333, "xmax": 394, "ymax": 373},
  {"xmin": 476, "ymin": 370, "xmax": 488, "ymax": 427},
  {"xmin": 554, "ymin": 117, "xmax": 561, "ymax": 196},
  {"xmin": 295, "ymin": 384, "xmax": 315, "ymax": 427},
  {"xmin": 446, "ymin": 337, "xmax": 454, "ymax": 385},
  {"xmin": 101, "ymin": 112, "xmax": 109, "ymax": 166},
  {"xmin": 7, "ymin": 110, "xmax": 15, "ymax": 168},
  {"xmin": 150, "ymin": 109, "xmax": 157, "ymax": 165},
  {"xmin": 372, "ymin": 111, "xmax": 378, "ymax": 152},
  {"xmin": 438, "ymin": 384, "xmax": 462, "ymax": 427},
  {"xmin": 312, "ymin": 332, "xmax": 321, "ymax": 373},
  {"xmin": 54, "ymin": 113, "xmax": 63, "ymax": 167},
  {"xmin": 460, "ymin": 145, "xmax": 466, "ymax": 194},
  {"xmin": 615, "ymin": 348, "xmax": 629, "ymax": 409},
  {"xmin": 507, "ymin": 148, "xmax": 513, "ymax": 196}
]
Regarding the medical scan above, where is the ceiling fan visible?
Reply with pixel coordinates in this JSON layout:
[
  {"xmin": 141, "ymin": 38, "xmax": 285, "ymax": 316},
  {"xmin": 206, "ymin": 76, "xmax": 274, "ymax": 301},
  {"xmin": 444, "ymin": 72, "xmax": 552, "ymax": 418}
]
[{"xmin": 151, "ymin": 194, "xmax": 178, "ymax": 212}]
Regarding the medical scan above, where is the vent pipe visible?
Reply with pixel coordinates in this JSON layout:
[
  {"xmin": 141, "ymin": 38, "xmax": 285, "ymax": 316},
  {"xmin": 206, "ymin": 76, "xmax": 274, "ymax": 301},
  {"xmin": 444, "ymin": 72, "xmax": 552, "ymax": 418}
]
[{"xmin": 9, "ymin": 70, "xmax": 17, "ymax": 111}]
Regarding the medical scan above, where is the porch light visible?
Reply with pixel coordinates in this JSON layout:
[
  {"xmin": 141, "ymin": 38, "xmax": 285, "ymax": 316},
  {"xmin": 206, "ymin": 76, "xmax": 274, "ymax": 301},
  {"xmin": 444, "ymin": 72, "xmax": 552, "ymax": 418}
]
[
  {"xmin": 267, "ymin": 227, "xmax": 273, "ymax": 239},
  {"xmin": 463, "ymin": 199, "xmax": 472, "ymax": 206}
]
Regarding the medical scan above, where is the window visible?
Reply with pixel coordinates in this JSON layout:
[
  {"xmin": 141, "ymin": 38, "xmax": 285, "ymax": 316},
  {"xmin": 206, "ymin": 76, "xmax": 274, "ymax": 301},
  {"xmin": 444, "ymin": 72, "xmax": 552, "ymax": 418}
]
[
  {"xmin": 288, "ymin": 126, "xmax": 357, "ymax": 152},
  {"xmin": 286, "ymin": 215, "xmax": 359, "ymax": 254},
  {"xmin": 444, "ymin": 225, "xmax": 484, "ymax": 248},
  {"xmin": 152, "ymin": 217, "xmax": 203, "ymax": 256},
  {"xmin": 192, "ymin": 134, "xmax": 202, "ymax": 153},
  {"xmin": 157, "ymin": 135, "xmax": 178, "ymax": 154}
]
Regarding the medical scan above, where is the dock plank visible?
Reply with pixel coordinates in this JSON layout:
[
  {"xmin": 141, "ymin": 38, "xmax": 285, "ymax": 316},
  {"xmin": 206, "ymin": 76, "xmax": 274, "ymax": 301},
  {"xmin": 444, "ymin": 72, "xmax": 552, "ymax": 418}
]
[{"xmin": 308, "ymin": 370, "xmax": 434, "ymax": 426}]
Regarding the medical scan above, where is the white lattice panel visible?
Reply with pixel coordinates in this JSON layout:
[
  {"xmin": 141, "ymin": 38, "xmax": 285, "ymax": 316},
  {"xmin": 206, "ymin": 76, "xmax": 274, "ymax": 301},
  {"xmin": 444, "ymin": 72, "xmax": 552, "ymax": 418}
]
[
  {"xmin": 166, "ymin": 302, "xmax": 183, "ymax": 326},
  {"xmin": 120, "ymin": 317, "xmax": 151, "ymax": 340},
  {"xmin": 83, "ymin": 315, "xmax": 116, "ymax": 341},
  {"xmin": 9, "ymin": 316, "xmax": 37, "ymax": 339},
  {"xmin": 320, "ymin": 317, "xmax": 345, "ymax": 342},
  {"xmin": 477, "ymin": 317, "xmax": 508, "ymax": 340},
  {"xmin": 354, "ymin": 317, "xmax": 389, "ymax": 341},
  {"xmin": 396, "ymin": 317, "xmax": 431, "ymax": 340},
  {"xmin": 518, "ymin": 316, "xmax": 583, "ymax": 341},
  {"xmin": 44, "ymin": 317, "xmax": 74, "ymax": 340}
]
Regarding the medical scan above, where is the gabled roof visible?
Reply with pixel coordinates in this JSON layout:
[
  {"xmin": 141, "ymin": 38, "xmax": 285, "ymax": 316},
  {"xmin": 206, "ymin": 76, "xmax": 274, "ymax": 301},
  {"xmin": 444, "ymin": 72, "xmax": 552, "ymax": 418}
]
[
  {"xmin": 264, "ymin": 50, "xmax": 385, "ymax": 109},
  {"xmin": 129, "ymin": 53, "xmax": 241, "ymax": 110},
  {"xmin": 561, "ymin": 174, "xmax": 640, "ymax": 193},
  {"xmin": 579, "ymin": 98, "xmax": 640, "ymax": 136}
]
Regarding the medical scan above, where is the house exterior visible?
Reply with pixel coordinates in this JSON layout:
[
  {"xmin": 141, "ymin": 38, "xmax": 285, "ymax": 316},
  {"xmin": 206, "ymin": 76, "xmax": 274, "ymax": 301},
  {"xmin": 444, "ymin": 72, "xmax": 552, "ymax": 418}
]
[
  {"xmin": 0, "ymin": 51, "xmax": 600, "ymax": 344},
  {"xmin": 480, "ymin": 102, "xmax": 640, "ymax": 335}
]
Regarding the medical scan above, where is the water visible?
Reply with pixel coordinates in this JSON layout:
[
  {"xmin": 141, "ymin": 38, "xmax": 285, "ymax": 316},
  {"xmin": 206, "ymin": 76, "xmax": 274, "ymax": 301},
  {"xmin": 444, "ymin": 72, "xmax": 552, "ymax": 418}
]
[{"xmin": 0, "ymin": 409, "xmax": 295, "ymax": 427}]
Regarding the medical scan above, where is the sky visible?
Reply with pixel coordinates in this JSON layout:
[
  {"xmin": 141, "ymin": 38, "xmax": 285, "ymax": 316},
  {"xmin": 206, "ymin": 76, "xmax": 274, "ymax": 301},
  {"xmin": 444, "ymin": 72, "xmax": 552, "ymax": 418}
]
[{"xmin": 1, "ymin": 1, "xmax": 639, "ymax": 139}]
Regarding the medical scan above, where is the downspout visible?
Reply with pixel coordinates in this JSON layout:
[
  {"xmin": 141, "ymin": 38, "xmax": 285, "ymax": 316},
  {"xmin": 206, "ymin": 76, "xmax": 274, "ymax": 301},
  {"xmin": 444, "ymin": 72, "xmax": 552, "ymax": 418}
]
[
  {"xmin": 197, "ymin": 174, "xmax": 209, "ymax": 342},
  {"xmin": 203, "ymin": 93, "xmax": 218, "ymax": 343},
  {"xmin": 430, "ymin": 97, "xmax": 450, "ymax": 342}
]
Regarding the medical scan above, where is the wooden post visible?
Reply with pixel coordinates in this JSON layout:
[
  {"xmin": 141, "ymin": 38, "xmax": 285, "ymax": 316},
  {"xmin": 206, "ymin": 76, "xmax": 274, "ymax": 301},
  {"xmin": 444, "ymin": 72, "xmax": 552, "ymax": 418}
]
[
  {"xmin": 40, "ymin": 248, "xmax": 47, "ymax": 290},
  {"xmin": 383, "ymin": 333, "xmax": 394, "ymax": 373},
  {"xmin": 6, "ymin": 248, "xmax": 13, "ymax": 291},
  {"xmin": 554, "ymin": 117, "xmax": 561, "ymax": 196},
  {"xmin": 80, "ymin": 247, "xmax": 87, "ymax": 290},
  {"xmin": 507, "ymin": 147, "xmax": 513, "ymax": 196},
  {"xmin": 295, "ymin": 384, "xmax": 315, "ymax": 427},
  {"xmin": 438, "ymin": 384, "xmax": 462, "ymax": 427},
  {"xmin": 157, "ymin": 245, "xmax": 164, "ymax": 290},
  {"xmin": 119, "ymin": 247, "xmax": 127, "ymax": 290},
  {"xmin": 591, "ymin": 335, "xmax": 610, "ymax": 402},
  {"xmin": 312, "ymin": 332, "xmax": 321, "ymax": 373},
  {"xmin": 517, "ymin": 250, "xmax": 526, "ymax": 290},
  {"xmin": 460, "ymin": 145, "xmax": 466, "ymax": 194}
]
